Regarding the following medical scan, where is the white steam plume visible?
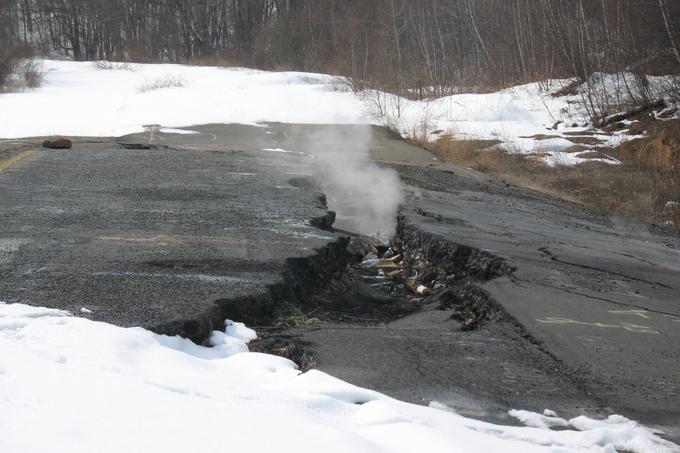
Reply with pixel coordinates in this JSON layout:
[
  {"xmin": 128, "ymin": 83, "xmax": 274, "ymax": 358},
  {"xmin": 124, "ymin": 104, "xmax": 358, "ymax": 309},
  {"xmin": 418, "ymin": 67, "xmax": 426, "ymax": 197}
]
[{"xmin": 301, "ymin": 125, "xmax": 404, "ymax": 238}]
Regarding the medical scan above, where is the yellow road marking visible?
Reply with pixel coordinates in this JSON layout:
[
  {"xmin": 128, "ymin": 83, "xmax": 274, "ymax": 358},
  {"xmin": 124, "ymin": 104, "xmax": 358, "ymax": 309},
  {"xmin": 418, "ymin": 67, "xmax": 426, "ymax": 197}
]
[{"xmin": 0, "ymin": 149, "xmax": 36, "ymax": 173}]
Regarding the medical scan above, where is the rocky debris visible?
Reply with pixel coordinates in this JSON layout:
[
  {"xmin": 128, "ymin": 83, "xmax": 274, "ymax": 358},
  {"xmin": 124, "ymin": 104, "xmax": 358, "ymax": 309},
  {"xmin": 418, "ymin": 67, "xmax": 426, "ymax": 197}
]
[
  {"xmin": 351, "ymin": 233, "xmax": 495, "ymax": 331},
  {"xmin": 42, "ymin": 137, "xmax": 72, "ymax": 149},
  {"xmin": 356, "ymin": 236, "xmax": 440, "ymax": 307},
  {"xmin": 430, "ymin": 284, "xmax": 497, "ymax": 331}
]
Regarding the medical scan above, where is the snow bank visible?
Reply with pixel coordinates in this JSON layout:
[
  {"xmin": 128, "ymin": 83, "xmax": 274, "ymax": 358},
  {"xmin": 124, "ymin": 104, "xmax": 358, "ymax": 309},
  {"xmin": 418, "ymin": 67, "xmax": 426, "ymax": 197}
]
[
  {"xmin": 364, "ymin": 74, "xmax": 679, "ymax": 165},
  {"xmin": 0, "ymin": 60, "xmax": 368, "ymax": 138},
  {"xmin": 364, "ymin": 82, "xmax": 573, "ymax": 143},
  {"xmin": 372, "ymin": 73, "xmax": 679, "ymax": 145},
  {"xmin": 1, "ymin": 302, "xmax": 677, "ymax": 453}
]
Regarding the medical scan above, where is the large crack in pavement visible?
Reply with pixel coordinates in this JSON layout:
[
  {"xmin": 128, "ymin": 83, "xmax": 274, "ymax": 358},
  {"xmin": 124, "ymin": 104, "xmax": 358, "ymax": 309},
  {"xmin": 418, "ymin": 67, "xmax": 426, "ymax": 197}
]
[{"xmin": 244, "ymin": 199, "xmax": 608, "ymax": 428}]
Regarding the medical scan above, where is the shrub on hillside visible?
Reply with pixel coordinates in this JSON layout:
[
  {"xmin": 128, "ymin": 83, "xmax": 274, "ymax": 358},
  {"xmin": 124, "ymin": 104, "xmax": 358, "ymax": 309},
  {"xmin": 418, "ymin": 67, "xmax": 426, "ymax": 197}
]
[{"xmin": 0, "ymin": 43, "xmax": 43, "ymax": 92}]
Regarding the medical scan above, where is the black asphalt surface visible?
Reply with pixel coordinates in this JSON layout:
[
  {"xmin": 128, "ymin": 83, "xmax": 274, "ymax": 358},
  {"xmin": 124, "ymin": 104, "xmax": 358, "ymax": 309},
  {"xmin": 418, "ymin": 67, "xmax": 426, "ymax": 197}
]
[
  {"xmin": 0, "ymin": 128, "xmax": 336, "ymax": 330},
  {"xmin": 394, "ymin": 162, "xmax": 680, "ymax": 430},
  {"xmin": 1, "ymin": 123, "xmax": 679, "ymax": 439}
]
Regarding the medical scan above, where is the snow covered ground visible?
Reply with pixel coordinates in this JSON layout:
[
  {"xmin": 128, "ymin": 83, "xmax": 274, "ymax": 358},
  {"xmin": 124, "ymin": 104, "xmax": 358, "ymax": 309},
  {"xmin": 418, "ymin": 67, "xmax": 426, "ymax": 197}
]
[
  {"xmin": 0, "ymin": 60, "xmax": 368, "ymax": 138},
  {"xmin": 3, "ymin": 60, "xmax": 675, "ymax": 166},
  {"xmin": 361, "ymin": 80, "xmax": 641, "ymax": 166},
  {"xmin": 369, "ymin": 71, "xmax": 679, "ymax": 149},
  {"xmin": 2, "ymin": 302, "xmax": 678, "ymax": 453}
]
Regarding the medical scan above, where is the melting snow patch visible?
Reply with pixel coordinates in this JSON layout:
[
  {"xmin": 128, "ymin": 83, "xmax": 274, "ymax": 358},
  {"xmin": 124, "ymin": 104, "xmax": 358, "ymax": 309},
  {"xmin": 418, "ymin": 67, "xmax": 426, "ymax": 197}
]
[
  {"xmin": 262, "ymin": 147, "xmax": 306, "ymax": 155},
  {"xmin": 1, "ymin": 301, "xmax": 678, "ymax": 453},
  {"xmin": 541, "ymin": 151, "xmax": 621, "ymax": 167},
  {"xmin": 158, "ymin": 128, "xmax": 200, "ymax": 135},
  {"xmin": 520, "ymin": 137, "xmax": 575, "ymax": 153},
  {"xmin": 509, "ymin": 409, "xmax": 570, "ymax": 429}
]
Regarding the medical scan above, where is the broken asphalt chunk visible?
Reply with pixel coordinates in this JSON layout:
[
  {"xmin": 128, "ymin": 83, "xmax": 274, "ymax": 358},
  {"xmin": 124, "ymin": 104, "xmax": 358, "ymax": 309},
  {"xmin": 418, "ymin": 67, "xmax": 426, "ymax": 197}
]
[{"xmin": 42, "ymin": 137, "xmax": 72, "ymax": 149}]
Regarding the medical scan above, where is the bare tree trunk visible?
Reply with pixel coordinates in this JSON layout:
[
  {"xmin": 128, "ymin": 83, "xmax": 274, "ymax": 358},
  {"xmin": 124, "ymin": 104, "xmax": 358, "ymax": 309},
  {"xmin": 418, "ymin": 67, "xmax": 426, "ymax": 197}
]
[{"xmin": 658, "ymin": 0, "xmax": 680, "ymax": 66}]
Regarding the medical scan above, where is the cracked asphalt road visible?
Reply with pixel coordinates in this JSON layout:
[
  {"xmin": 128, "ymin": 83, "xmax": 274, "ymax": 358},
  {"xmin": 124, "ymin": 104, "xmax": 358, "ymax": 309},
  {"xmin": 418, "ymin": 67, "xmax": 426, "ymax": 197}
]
[
  {"xmin": 0, "ymin": 127, "xmax": 338, "ymax": 336},
  {"xmin": 393, "ymin": 161, "xmax": 680, "ymax": 436},
  {"xmin": 1, "ymin": 123, "xmax": 679, "ymax": 440}
]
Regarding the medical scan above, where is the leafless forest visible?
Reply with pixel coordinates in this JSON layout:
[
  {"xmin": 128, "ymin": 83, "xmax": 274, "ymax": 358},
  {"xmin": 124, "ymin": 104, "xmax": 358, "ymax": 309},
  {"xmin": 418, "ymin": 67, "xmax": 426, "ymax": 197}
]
[{"xmin": 2, "ymin": 0, "xmax": 680, "ymax": 94}]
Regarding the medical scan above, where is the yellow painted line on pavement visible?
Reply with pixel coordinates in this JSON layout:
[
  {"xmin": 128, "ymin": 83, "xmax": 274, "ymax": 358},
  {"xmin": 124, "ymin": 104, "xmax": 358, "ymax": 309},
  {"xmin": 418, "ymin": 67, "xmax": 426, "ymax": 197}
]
[{"xmin": 0, "ymin": 149, "xmax": 36, "ymax": 173}]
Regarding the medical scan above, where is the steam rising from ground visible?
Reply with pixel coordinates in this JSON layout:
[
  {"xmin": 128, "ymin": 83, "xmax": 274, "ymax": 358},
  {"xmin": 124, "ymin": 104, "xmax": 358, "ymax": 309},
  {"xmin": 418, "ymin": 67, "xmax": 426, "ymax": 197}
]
[{"xmin": 302, "ymin": 126, "xmax": 404, "ymax": 238}]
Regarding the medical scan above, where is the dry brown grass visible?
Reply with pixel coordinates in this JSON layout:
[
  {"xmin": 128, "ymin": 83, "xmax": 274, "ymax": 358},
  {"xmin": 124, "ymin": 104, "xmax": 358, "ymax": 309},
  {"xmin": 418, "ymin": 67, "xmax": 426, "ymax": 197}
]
[
  {"xmin": 618, "ymin": 119, "xmax": 680, "ymax": 172},
  {"xmin": 418, "ymin": 122, "xmax": 680, "ymax": 232},
  {"xmin": 415, "ymin": 136, "xmax": 501, "ymax": 164}
]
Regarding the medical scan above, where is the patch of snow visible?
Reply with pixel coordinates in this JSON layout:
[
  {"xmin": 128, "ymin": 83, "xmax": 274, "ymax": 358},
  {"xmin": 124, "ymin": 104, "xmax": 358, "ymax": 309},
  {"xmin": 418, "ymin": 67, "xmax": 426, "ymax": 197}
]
[
  {"xmin": 158, "ymin": 128, "xmax": 200, "ymax": 135},
  {"xmin": 511, "ymin": 137, "xmax": 575, "ymax": 153},
  {"xmin": 366, "ymin": 73, "xmax": 679, "ymax": 165},
  {"xmin": 540, "ymin": 151, "xmax": 620, "ymax": 167},
  {"xmin": 261, "ymin": 147, "xmax": 306, "ymax": 155},
  {"xmin": 509, "ymin": 409, "xmax": 570, "ymax": 429},
  {"xmin": 1, "ymin": 302, "xmax": 678, "ymax": 453},
  {"xmin": 79, "ymin": 307, "xmax": 92, "ymax": 314},
  {"xmin": 428, "ymin": 401, "xmax": 457, "ymax": 413}
]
